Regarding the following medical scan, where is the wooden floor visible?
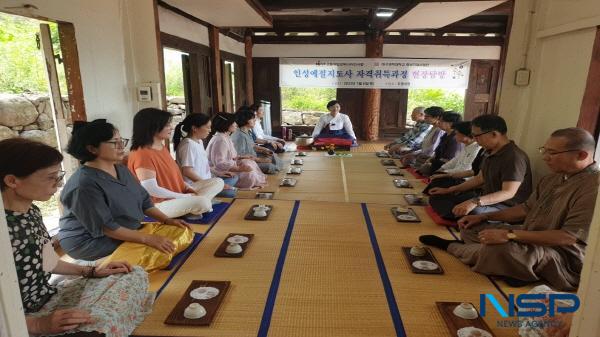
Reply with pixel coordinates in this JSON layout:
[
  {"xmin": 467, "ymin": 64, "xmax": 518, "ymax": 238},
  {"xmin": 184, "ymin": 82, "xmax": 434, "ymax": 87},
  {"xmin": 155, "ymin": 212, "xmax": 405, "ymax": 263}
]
[{"xmin": 135, "ymin": 144, "xmax": 528, "ymax": 337}]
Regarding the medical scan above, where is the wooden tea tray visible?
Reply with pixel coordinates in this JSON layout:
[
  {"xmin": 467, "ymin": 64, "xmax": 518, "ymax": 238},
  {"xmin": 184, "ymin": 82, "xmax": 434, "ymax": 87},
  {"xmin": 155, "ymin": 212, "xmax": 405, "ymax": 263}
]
[
  {"xmin": 244, "ymin": 205, "xmax": 273, "ymax": 221},
  {"xmin": 391, "ymin": 207, "xmax": 422, "ymax": 223},
  {"xmin": 401, "ymin": 246, "xmax": 444, "ymax": 274},
  {"xmin": 436, "ymin": 302, "xmax": 496, "ymax": 337},
  {"xmin": 386, "ymin": 167, "xmax": 404, "ymax": 176},
  {"xmin": 214, "ymin": 233, "xmax": 254, "ymax": 258},
  {"xmin": 404, "ymin": 194, "xmax": 428, "ymax": 206},
  {"xmin": 164, "ymin": 280, "xmax": 230, "ymax": 326},
  {"xmin": 393, "ymin": 179, "xmax": 413, "ymax": 188}
]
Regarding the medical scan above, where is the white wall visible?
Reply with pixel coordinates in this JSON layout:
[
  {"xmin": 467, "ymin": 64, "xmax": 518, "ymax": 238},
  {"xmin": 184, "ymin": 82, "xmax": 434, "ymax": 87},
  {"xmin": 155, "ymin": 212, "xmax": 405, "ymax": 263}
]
[
  {"xmin": 220, "ymin": 34, "xmax": 245, "ymax": 56},
  {"xmin": 252, "ymin": 43, "xmax": 500, "ymax": 59},
  {"xmin": 1, "ymin": 0, "xmax": 163, "ymax": 138},
  {"xmin": 384, "ymin": 44, "xmax": 501, "ymax": 60},
  {"xmin": 499, "ymin": 4, "xmax": 600, "ymax": 334},
  {"xmin": 157, "ymin": 6, "xmax": 246, "ymax": 57},
  {"xmin": 253, "ymin": 44, "xmax": 366, "ymax": 57},
  {"xmin": 158, "ymin": 6, "xmax": 209, "ymax": 46},
  {"xmin": 498, "ymin": 0, "xmax": 598, "ymax": 178}
]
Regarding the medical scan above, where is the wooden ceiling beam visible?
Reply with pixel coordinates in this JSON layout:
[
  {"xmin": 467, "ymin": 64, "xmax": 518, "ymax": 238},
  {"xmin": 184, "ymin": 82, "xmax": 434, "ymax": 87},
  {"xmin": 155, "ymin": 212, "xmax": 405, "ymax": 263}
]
[
  {"xmin": 244, "ymin": 0, "xmax": 273, "ymax": 25},
  {"xmin": 252, "ymin": 34, "xmax": 503, "ymax": 46},
  {"xmin": 261, "ymin": 0, "xmax": 408, "ymax": 11},
  {"xmin": 253, "ymin": 35, "xmax": 367, "ymax": 44}
]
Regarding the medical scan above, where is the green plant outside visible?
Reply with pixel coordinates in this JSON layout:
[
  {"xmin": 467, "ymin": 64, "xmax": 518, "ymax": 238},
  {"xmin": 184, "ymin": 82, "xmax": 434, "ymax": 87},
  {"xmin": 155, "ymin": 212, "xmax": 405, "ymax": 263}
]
[
  {"xmin": 281, "ymin": 87, "xmax": 465, "ymax": 115},
  {"xmin": 407, "ymin": 88, "xmax": 465, "ymax": 114},
  {"xmin": 281, "ymin": 87, "xmax": 337, "ymax": 112},
  {"xmin": 0, "ymin": 13, "xmax": 66, "ymax": 94}
]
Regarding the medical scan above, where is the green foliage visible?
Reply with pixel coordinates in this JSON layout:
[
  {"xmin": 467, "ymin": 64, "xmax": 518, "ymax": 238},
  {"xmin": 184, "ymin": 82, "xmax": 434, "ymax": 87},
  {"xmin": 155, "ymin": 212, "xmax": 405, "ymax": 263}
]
[
  {"xmin": 165, "ymin": 66, "xmax": 184, "ymax": 97},
  {"xmin": 163, "ymin": 49, "xmax": 185, "ymax": 97},
  {"xmin": 408, "ymin": 88, "xmax": 465, "ymax": 114},
  {"xmin": 281, "ymin": 87, "xmax": 336, "ymax": 111},
  {"xmin": 0, "ymin": 13, "xmax": 67, "ymax": 94}
]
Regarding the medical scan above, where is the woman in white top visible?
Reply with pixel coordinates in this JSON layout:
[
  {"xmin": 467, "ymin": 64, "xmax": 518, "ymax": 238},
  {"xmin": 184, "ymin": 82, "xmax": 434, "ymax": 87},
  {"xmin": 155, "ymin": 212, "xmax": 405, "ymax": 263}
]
[
  {"xmin": 173, "ymin": 113, "xmax": 237, "ymax": 198},
  {"xmin": 423, "ymin": 121, "xmax": 483, "ymax": 196},
  {"xmin": 311, "ymin": 100, "xmax": 357, "ymax": 144},
  {"xmin": 250, "ymin": 103, "xmax": 286, "ymax": 153},
  {"xmin": 432, "ymin": 121, "xmax": 481, "ymax": 179}
]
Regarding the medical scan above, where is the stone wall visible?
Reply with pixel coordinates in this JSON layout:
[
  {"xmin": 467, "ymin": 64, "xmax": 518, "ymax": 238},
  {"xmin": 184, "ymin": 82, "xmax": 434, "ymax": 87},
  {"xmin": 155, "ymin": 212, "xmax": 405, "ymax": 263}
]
[
  {"xmin": 0, "ymin": 93, "xmax": 72, "ymax": 147},
  {"xmin": 167, "ymin": 96, "xmax": 185, "ymax": 126},
  {"xmin": 282, "ymin": 110, "xmax": 325, "ymax": 126}
]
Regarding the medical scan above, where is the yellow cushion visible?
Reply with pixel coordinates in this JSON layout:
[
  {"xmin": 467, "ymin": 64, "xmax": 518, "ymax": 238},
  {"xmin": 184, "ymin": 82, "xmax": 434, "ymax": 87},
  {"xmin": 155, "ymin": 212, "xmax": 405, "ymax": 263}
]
[{"xmin": 101, "ymin": 222, "xmax": 194, "ymax": 272}]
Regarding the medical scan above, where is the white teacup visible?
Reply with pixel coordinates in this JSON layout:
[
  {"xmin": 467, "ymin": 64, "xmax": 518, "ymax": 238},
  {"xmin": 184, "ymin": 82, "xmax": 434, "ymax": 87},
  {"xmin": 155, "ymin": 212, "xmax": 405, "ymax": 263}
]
[
  {"xmin": 226, "ymin": 243, "xmax": 243, "ymax": 254},
  {"xmin": 410, "ymin": 246, "xmax": 426, "ymax": 257},
  {"xmin": 253, "ymin": 209, "xmax": 268, "ymax": 217},
  {"xmin": 184, "ymin": 303, "xmax": 207, "ymax": 319},
  {"xmin": 453, "ymin": 302, "xmax": 479, "ymax": 320}
]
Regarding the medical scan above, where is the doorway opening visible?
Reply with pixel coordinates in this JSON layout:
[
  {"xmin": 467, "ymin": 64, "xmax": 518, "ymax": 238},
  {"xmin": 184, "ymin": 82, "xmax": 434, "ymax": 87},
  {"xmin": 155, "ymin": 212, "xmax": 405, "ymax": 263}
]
[{"xmin": 0, "ymin": 12, "xmax": 82, "ymax": 233}]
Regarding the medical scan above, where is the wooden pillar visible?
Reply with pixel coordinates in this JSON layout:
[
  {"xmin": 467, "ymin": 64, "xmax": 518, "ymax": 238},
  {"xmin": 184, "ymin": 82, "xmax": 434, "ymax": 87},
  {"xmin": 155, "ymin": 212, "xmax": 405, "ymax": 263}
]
[
  {"xmin": 245, "ymin": 31, "xmax": 254, "ymax": 105},
  {"xmin": 57, "ymin": 22, "xmax": 86, "ymax": 122},
  {"xmin": 362, "ymin": 30, "xmax": 384, "ymax": 140},
  {"xmin": 208, "ymin": 26, "xmax": 223, "ymax": 113}
]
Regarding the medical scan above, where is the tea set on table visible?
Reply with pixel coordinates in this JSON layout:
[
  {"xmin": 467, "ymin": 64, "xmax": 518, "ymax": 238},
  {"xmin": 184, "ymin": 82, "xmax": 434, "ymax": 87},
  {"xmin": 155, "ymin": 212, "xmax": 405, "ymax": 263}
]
[
  {"xmin": 183, "ymin": 286, "xmax": 221, "ymax": 319},
  {"xmin": 225, "ymin": 234, "xmax": 249, "ymax": 254},
  {"xmin": 252, "ymin": 204, "xmax": 270, "ymax": 217}
]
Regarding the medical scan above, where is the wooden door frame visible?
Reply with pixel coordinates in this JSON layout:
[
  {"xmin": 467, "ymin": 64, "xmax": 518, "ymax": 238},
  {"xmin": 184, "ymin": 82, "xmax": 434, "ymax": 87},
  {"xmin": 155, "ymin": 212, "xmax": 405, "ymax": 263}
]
[
  {"xmin": 464, "ymin": 59, "xmax": 500, "ymax": 120},
  {"xmin": 577, "ymin": 26, "xmax": 600, "ymax": 139},
  {"xmin": 160, "ymin": 32, "xmax": 211, "ymax": 115}
]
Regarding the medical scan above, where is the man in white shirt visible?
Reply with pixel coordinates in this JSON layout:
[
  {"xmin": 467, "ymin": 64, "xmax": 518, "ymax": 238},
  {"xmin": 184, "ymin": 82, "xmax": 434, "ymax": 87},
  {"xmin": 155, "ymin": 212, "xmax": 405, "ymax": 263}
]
[{"xmin": 311, "ymin": 100, "xmax": 357, "ymax": 144}]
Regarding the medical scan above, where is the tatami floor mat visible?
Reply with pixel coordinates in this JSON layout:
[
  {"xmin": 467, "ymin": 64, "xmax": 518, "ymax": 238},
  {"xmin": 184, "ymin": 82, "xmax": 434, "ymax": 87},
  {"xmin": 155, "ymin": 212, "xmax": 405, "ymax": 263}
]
[
  {"xmin": 133, "ymin": 199, "xmax": 297, "ymax": 337},
  {"xmin": 267, "ymin": 201, "xmax": 398, "ymax": 337},
  {"xmin": 136, "ymin": 149, "xmax": 529, "ymax": 337},
  {"xmin": 365, "ymin": 203, "xmax": 518, "ymax": 337}
]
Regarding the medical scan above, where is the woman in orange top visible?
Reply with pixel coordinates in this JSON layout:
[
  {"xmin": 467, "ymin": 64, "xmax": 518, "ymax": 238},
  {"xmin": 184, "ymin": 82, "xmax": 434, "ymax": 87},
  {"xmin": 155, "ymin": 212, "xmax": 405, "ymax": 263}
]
[{"xmin": 127, "ymin": 108, "xmax": 224, "ymax": 219}]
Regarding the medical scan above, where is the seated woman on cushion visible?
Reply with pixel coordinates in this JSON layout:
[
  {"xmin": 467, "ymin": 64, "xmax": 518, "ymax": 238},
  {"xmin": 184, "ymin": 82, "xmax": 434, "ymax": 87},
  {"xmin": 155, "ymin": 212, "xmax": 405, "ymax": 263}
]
[
  {"xmin": 58, "ymin": 119, "xmax": 189, "ymax": 261},
  {"xmin": 1, "ymin": 138, "xmax": 153, "ymax": 337},
  {"xmin": 311, "ymin": 100, "xmax": 358, "ymax": 146},
  {"xmin": 206, "ymin": 113, "xmax": 267, "ymax": 189},
  {"xmin": 231, "ymin": 108, "xmax": 283, "ymax": 174},
  {"xmin": 174, "ymin": 113, "xmax": 238, "ymax": 198},
  {"xmin": 424, "ymin": 122, "xmax": 484, "ymax": 193},
  {"xmin": 250, "ymin": 103, "xmax": 286, "ymax": 153},
  {"xmin": 128, "ymin": 108, "xmax": 224, "ymax": 219}
]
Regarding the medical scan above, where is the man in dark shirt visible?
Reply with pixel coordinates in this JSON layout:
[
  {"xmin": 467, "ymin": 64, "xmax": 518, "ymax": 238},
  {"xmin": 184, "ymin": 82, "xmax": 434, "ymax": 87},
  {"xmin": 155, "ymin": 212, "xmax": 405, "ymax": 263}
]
[
  {"xmin": 428, "ymin": 114, "xmax": 532, "ymax": 217},
  {"xmin": 420, "ymin": 128, "xmax": 598, "ymax": 291}
]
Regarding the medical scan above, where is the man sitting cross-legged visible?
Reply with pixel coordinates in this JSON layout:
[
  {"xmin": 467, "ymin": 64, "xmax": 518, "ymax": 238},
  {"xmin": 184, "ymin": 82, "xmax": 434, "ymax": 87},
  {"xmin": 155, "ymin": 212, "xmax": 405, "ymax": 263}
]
[
  {"xmin": 385, "ymin": 106, "xmax": 431, "ymax": 155},
  {"xmin": 428, "ymin": 114, "xmax": 532, "ymax": 218},
  {"xmin": 420, "ymin": 128, "xmax": 599, "ymax": 291}
]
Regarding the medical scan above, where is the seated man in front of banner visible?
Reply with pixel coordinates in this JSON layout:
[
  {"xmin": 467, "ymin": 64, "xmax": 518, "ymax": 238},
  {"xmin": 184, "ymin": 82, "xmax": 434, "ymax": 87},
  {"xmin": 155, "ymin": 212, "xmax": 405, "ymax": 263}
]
[
  {"xmin": 420, "ymin": 128, "xmax": 599, "ymax": 291},
  {"xmin": 311, "ymin": 100, "xmax": 358, "ymax": 147}
]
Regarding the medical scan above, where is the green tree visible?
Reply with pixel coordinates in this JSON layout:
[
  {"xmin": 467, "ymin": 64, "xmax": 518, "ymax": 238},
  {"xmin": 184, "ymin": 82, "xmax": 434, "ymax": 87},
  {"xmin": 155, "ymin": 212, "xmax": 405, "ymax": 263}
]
[
  {"xmin": 407, "ymin": 88, "xmax": 465, "ymax": 114},
  {"xmin": 0, "ymin": 13, "xmax": 67, "ymax": 94},
  {"xmin": 281, "ymin": 87, "xmax": 336, "ymax": 111}
]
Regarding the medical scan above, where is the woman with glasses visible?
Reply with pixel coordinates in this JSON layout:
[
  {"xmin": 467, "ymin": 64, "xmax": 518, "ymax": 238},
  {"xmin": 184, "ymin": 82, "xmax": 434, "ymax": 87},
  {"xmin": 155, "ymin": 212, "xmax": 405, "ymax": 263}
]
[
  {"xmin": 0, "ymin": 138, "xmax": 153, "ymax": 337},
  {"xmin": 231, "ymin": 108, "xmax": 283, "ymax": 174},
  {"xmin": 128, "ymin": 108, "xmax": 223, "ymax": 221},
  {"xmin": 58, "ymin": 119, "xmax": 189, "ymax": 261}
]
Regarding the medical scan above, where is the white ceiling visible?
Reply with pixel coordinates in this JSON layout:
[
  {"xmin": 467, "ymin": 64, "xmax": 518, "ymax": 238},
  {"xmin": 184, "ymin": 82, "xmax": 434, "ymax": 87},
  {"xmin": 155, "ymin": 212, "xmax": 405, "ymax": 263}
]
[
  {"xmin": 387, "ymin": 1, "xmax": 506, "ymax": 30},
  {"xmin": 163, "ymin": 0, "xmax": 272, "ymax": 27}
]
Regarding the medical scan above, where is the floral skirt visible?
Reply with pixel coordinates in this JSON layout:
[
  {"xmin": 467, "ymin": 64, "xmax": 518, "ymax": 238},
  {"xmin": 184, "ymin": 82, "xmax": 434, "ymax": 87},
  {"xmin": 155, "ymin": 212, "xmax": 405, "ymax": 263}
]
[{"xmin": 31, "ymin": 266, "xmax": 154, "ymax": 337}]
